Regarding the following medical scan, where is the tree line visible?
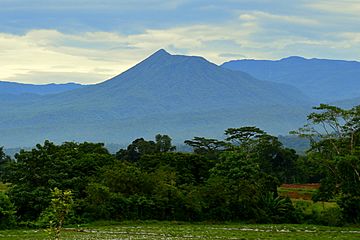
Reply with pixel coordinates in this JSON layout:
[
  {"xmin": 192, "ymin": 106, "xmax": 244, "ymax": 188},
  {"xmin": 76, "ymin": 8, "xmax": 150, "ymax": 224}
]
[{"xmin": 0, "ymin": 104, "xmax": 359, "ymax": 228}]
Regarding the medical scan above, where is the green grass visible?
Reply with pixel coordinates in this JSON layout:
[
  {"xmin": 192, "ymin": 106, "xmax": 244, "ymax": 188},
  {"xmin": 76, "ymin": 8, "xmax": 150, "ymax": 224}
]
[
  {"xmin": 278, "ymin": 187, "xmax": 317, "ymax": 195},
  {"xmin": 1, "ymin": 222, "xmax": 359, "ymax": 240},
  {"xmin": 293, "ymin": 199, "xmax": 337, "ymax": 210}
]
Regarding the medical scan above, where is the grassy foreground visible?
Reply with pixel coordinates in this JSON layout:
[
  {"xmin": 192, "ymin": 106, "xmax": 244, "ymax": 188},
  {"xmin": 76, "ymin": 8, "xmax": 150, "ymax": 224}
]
[{"xmin": 1, "ymin": 222, "xmax": 359, "ymax": 240}]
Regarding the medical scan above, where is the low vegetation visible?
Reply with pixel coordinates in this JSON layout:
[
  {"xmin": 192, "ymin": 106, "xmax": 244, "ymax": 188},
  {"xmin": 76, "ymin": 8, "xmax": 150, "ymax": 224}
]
[{"xmin": 1, "ymin": 222, "xmax": 360, "ymax": 240}]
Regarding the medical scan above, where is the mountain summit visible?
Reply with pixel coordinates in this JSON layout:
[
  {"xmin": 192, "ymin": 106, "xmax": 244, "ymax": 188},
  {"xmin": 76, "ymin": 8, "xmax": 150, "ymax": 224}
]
[
  {"xmin": 89, "ymin": 49, "xmax": 309, "ymax": 112},
  {"xmin": 42, "ymin": 49, "xmax": 310, "ymax": 117},
  {"xmin": 0, "ymin": 50, "xmax": 311, "ymax": 147},
  {"xmin": 150, "ymin": 48, "xmax": 171, "ymax": 57}
]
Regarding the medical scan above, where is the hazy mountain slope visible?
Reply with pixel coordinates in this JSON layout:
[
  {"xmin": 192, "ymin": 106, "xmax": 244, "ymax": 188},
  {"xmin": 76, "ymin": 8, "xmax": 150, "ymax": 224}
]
[
  {"xmin": 222, "ymin": 57, "xmax": 360, "ymax": 103},
  {"xmin": 0, "ymin": 81, "xmax": 83, "ymax": 95},
  {"xmin": 332, "ymin": 96, "xmax": 360, "ymax": 109},
  {"xmin": 0, "ymin": 93, "xmax": 41, "ymax": 103},
  {"xmin": 0, "ymin": 50, "xmax": 311, "ymax": 148},
  {"xmin": 18, "ymin": 50, "xmax": 310, "ymax": 114},
  {"xmin": 0, "ymin": 106, "xmax": 310, "ymax": 149}
]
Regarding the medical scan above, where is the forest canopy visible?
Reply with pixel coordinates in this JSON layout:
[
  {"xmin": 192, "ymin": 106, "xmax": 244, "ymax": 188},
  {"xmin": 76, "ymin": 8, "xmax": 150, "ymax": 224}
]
[{"xmin": 0, "ymin": 104, "xmax": 359, "ymax": 228}]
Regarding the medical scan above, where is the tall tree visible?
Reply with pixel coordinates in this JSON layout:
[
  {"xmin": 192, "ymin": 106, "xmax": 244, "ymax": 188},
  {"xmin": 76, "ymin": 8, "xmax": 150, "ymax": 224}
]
[
  {"xmin": 116, "ymin": 134, "xmax": 176, "ymax": 162},
  {"xmin": 155, "ymin": 134, "xmax": 176, "ymax": 152},
  {"xmin": 184, "ymin": 137, "xmax": 228, "ymax": 160},
  {"xmin": 225, "ymin": 126, "xmax": 266, "ymax": 147},
  {"xmin": 0, "ymin": 147, "xmax": 11, "ymax": 179},
  {"xmin": 292, "ymin": 104, "xmax": 360, "ymax": 223},
  {"xmin": 225, "ymin": 127, "xmax": 298, "ymax": 183}
]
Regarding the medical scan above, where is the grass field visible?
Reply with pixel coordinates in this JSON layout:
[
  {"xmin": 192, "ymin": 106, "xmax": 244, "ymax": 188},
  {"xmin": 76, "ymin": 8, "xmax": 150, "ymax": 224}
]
[{"xmin": 0, "ymin": 222, "xmax": 359, "ymax": 240}]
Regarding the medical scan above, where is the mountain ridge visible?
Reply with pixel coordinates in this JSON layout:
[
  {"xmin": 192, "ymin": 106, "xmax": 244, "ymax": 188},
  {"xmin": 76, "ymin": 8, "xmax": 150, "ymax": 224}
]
[
  {"xmin": 0, "ymin": 81, "xmax": 84, "ymax": 96},
  {"xmin": 0, "ymin": 49, "xmax": 312, "ymax": 148},
  {"xmin": 221, "ymin": 56, "xmax": 360, "ymax": 103},
  {"xmin": 34, "ymin": 49, "xmax": 310, "ymax": 115}
]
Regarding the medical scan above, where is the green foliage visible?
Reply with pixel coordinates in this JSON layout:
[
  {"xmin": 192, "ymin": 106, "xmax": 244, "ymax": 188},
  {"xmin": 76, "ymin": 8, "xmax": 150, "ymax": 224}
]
[
  {"xmin": 116, "ymin": 134, "xmax": 176, "ymax": 162},
  {"xmin": 82, "ymin": 183, "xmax": 113, "ymax": 220},
  {"xmin": 184, "ymin": 137, "xmax": 228, "ymax": 158},
  {"xmin": 155, "ymin": 134, "xmax": 176, "ymax": 152},
  {"xmin": 5, "ymin": 118, "xmax": 359, "ymax": 226},
  {"xmin": 1, "ymin": 141, "xmax": 114, "ymax": 221},
  {"xmin": 294, "ymin": 156, "xmax": 323, "ymax": 183},
  {"xmin": 138, "ymin": 152, "xmax": 212, "ymax": 185},
  {"xmin": 260, "ymin": 192, "xmax": 296, "ymax": 223},
  {"xmin": 338, "ymin": 195, "xmax": 360, "ymax": 224},
  {"xmin": 293, "ymin": 200, "xmax": 342, "ymax": 226},
  {"xmin": 116, "ymin": 138, "xmax": 157, "ymax": 162},
  {"xmin": 293, "ymin": 104, "xmax": 360, "ymax": 223},
  {"xmin": 225, "ymin": 126, "xmax": 266, "ymax": 146},
  {"xmin": 46, "ymin": 188, "xmax": 74, "ymax": 240},
  {"xmin": 203, "ymin": 151, "xmax": 279, "ymax": 221},
  {"xmin": 223, "ymin": 127, "xmax": 299, "ymax": 183},
  {"xmin": 0, "ymin": 147, "xmax": 11, "ymax": 180},
  {"xmin": 0, "ymin": 192, "xmax": 16, "ymax": 229}
]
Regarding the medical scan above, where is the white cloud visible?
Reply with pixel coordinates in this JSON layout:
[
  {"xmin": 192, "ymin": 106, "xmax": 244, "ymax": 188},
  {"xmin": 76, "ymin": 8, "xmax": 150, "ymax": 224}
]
[
  {"xmin": 7, "ymin": 71, "xmax": 110, "ymax": 85},
  {"xmin": 239, "ymin": 11, "xmax": 319, "ymax": 26},
  {"xmin": 1, "ymin": 7, "xmax": 360, "ymax": 85},
  {"xmin": 339, "ymin": 32, "xmax": 360, "ymax": 45},
  {"xmin": 0, "ymin": 30, "xmax": 141, "ymax": 84},
  {"xmin": 306, "ymin": 0, "xmax": 360, "ymax": 15},
  {"xmin": 0, "ymin": 23, "xmax": 259, "ymax": 83}
]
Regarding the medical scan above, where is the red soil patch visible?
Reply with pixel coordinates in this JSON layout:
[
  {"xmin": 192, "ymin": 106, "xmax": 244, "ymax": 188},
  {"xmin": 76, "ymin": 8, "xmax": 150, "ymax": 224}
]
[
  {"xmin": 281, "ymin": 191, "xmax": 313, "ymax": 200},
  {"xmin": 281, "ymin": 183, "xmax": 320, "ymax": 189},
  {"xmin": 279, "ymin": 183, "xmax": 320, "ymax": 200}
]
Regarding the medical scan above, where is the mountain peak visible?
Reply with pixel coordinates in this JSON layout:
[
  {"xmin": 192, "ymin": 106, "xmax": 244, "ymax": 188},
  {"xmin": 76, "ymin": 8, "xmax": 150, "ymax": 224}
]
[
  {"xmin": 151, "ymin": 49, "xmax": 171, "ymax": 57},
  {"xmin": 280, "ymin": 56, "xmax": 306, "ymax": 61}
]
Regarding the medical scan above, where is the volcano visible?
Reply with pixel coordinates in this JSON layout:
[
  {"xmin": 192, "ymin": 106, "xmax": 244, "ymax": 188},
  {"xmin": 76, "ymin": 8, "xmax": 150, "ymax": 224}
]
[{"xmin": 0, "ymin": 49, "xmax": 311, "ymax": 148}]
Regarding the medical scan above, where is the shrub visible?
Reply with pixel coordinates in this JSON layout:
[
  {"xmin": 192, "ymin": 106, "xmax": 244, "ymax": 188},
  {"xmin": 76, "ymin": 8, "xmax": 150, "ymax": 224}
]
[
  {"xmin": 338, "ymin": 195, "xmax": 360, "ymax": 224},
  {"xmin": 0, "ymin": 192, "xmax": 16, "ymax": 229}
]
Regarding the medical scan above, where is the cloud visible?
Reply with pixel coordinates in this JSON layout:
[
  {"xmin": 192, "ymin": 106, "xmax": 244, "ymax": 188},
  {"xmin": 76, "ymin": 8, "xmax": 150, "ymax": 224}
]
[
  {"xmin": 1, "ymin": 1, "xmax": 360, "ymax": 84},
  {"xmin": 219, "ymin": 53, "xmax": 247, "ymax": 58},
  {"xmin": 239, "ymin": 11, "xmax": 319, "ymax": 26},
  {"xmin": 7, "ymin": 71, "xmax": 110, "ymax": 85},
  {"xmin": 0, "ymin": 30, "xmax": 138, "ymax": 84},
  {"xmin": 306, "ymin": 0, "xmax": 360, "ymax": 16},
  {"xmin": 0, "ymin": 23, "xmax": 259, "ymax": 83}
]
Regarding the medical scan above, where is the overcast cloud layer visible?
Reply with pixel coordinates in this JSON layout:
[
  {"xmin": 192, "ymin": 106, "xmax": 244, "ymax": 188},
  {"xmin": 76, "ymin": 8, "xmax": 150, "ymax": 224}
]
[{"xmin": 1, "ymin": 0, "xmax": 359, "ymax": 84}]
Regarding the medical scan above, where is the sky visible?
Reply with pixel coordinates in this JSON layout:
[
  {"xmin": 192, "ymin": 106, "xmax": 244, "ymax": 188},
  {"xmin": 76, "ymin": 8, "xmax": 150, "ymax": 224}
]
[{"xmin": 0, "ymin": 0, "xmax": 359, "ymax": 84}]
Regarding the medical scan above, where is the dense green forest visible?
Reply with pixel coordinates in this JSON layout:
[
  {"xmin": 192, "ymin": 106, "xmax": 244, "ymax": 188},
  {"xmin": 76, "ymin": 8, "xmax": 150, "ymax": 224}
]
[{"xmin": 0, "ymin": 104, "xmax": 359, "ymax": 230}]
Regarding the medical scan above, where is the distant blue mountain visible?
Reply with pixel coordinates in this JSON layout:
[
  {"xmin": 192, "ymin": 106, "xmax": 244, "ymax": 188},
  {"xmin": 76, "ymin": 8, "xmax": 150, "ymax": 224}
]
[
  {"xmin": 0, "ymin": 50, "xmax": 312, "ymax": 148},
  {"xmin": 47, "ymin": 49, "xmax": 308, "ymax": 115},
  {"xmin": 222, "ymin": 57, "xmax": 360, "ymax": 103},
  {"xmin": 332, "ymin": 96, "xmax": 360, "ymax": 109},
  {"xmin": 0, "ymin": 81, "xmax": 83, "ymax": 95}
]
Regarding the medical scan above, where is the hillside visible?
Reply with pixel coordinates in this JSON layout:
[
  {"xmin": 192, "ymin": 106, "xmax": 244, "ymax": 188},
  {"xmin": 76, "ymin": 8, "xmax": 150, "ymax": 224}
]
[
  {"xmin": 0, "ymin": 50, "xmax": 312, "ymax": 148},
  {"xmin": 222, "ymin": 57, "xmax": 360, "ymax": 103}
]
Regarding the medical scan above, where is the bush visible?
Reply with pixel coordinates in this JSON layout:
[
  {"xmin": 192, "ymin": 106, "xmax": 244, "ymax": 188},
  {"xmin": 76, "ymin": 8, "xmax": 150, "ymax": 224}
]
[
  {"xmin": 338, "ymin": 195, "xmax": 360, "ymax": 224},
  {"xmin": 317, "ymin": 207, "xmax": 343, "ymax": 226},
  {"xmin": 260, "ymin": 192, "xmax": 297, "ymax": 223},
  {"xmin": 293, "ymin": 199, "xmax": 343, "ymax": 226},
  {"xmin": 0, "ymin": 192, "xmax": 16, "ymax": 229}
]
